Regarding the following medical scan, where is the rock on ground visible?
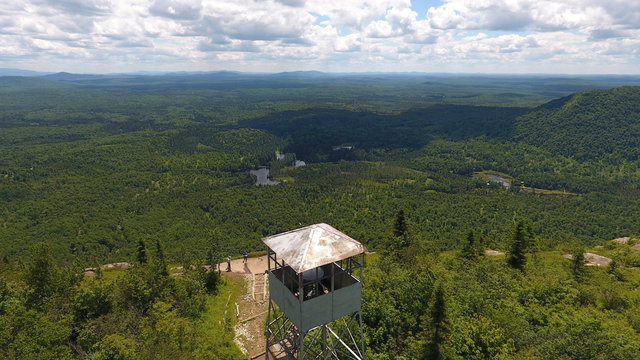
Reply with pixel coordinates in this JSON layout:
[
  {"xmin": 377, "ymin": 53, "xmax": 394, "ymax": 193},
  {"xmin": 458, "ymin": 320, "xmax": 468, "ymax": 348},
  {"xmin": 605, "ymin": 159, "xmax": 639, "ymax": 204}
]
[
  {"xmin": 485, "ymin": 250, "xmax": 505, "ymax": 256},
  {"xmin": 611, "ymin": 237, "xmax": 631, "ymax": 245},
  {"xmin": 562, "ymin": 253, "xmax": 612, "ymax": 267}
]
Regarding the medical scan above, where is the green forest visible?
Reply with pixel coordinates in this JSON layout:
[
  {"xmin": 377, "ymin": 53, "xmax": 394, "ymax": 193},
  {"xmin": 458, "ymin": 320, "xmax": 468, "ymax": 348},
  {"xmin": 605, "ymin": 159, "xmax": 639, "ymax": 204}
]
[{"xmin": 1, "ymin": 72, "xmax": 640, "ymax": 359}]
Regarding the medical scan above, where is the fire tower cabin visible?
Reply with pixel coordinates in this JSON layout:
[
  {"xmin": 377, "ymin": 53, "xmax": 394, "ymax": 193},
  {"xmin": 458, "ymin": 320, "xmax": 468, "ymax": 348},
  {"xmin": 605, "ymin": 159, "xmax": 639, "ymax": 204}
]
[{"xmin": 264, "ymin": 223, "xmax": 366, "ymax": 360}]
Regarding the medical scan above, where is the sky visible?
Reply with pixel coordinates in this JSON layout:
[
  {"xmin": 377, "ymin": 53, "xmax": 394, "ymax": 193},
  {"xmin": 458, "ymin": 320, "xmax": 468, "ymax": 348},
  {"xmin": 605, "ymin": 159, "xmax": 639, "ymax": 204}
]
[{"xmin": 0, "ymin": 0, "xmax": 639, "ymax": 74}]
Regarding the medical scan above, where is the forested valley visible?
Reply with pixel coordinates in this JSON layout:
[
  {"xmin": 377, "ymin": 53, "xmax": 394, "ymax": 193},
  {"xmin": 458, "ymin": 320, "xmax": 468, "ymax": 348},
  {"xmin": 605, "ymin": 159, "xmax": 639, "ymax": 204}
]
[{"xmin": 1, "ymin": 72, "xmax": 640, "ymax": 359}]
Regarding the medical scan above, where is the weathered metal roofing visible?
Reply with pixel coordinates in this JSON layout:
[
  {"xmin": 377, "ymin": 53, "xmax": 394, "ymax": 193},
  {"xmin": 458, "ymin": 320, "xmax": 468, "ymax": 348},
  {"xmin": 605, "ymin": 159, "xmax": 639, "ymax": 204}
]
[{"xmin": 262, "ymin": 223, "xmax": 366, "ymax": 273}]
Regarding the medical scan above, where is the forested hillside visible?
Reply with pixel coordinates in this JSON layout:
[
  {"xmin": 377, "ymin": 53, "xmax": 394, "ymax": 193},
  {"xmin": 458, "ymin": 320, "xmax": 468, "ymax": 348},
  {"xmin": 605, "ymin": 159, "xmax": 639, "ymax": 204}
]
[
  {"xmin": 1, "ymin": 74, "xmax": 640, "ymax": 260},
  {"xmin": 1, "ymin": 73, "xmax": 640, "ymax": 359},
  {"xmin": 514, "ymin": 86, "xmax": 640, "ymax": 160},
  {"xmin": 363, "ymin": 219, "xmax": 640, "ymax": 360}
]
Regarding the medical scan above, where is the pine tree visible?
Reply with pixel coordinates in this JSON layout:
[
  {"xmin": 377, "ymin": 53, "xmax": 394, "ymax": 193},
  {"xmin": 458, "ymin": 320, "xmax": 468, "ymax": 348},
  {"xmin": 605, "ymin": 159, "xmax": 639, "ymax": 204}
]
[
  {"xmin": 0, "ymin": 276, "xmax": 9, "ymax": 312},
  {"xmin": 207, "ymin": 248, "xmax": 216, "ymax": 271},
  {"xmin": 386, "ymin": 209, "xmax": 410, "ymax": 255},
  {"xmin": 571, "ymin": 247, "xmax": 587, "ymax": 281},
  {"xmin": 154, "ymin": 239, "xmax": 165, "ymax": 262},
  {"xmin": 208, "ymin": 232, "xmax": 222, "ymax": 272},
  {"xmin": 24, "ymin": 242, "xmax": 56, "ymax": 308},
  {"xmin": 507, "ymin": 221, "xmax": 527, "ymax": 270},
  {"xmin": 461, "ymin": 231, "xmax": 483, "ymax": 260},
  {"xmin": 153, "ymin": 239, "xmax": 168, "ymax": 276},
  {"xmin": 93, "ymin": 256, "xmax": 103, "ymax": 279},
  {"xmin": 23, "ymin": 242, "xmax": 73, "ymax": 309},
  {"xmin": 607, "ymin": 259, "xmax": 624, "ymax": 281},
  {"xmin": 204, "ymin": 248, "xmax": 221, "ymax": 294},
  {"xmin": 136, "ymin": 240, "xmax": 148, "ymax": 265},
  {"xmin": 425, "ymin": 284, "xmax": 448, "ymax": 360},
  {"xmin": 393, "ymin": 209, "xmax": 408, "ymax": 238}
]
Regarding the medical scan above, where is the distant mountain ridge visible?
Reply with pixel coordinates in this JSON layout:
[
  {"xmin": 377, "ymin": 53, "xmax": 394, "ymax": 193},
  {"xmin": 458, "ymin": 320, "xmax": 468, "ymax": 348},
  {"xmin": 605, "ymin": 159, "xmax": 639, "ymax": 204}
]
[
  {"xmin": 0, "ymin": 68, "xmax": 52, "ymax": 77},
  {"xmin": 0, "ymin": 76, "xmax": 73, "ymax": 90},
  {"xmin": 514, "ymin": 86, "xmax": 640, "ymax": 160},
  {"xmin": 42, "ymin": 72, "xmax": 109, "ymax": 81}
]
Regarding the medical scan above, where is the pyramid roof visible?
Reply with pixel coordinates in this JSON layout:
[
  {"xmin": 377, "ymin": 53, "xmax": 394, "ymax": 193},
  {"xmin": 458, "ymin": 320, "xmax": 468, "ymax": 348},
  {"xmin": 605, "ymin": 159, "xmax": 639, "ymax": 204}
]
[{"xmin": 262, "ymin": 223, "xmax": 365, "ymax": 273}]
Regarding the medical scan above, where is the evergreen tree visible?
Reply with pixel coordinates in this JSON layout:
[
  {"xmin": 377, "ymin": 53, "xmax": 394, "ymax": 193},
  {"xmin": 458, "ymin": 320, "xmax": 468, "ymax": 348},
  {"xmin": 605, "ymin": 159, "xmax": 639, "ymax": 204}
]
[
  {"xmin": 207, "ymin": 248, "xmax": 217, "ymax": 272},
  {"xmin": 24, "ymin": 242, "xmax": 57, "ymax": 309},
  {"xmin": 393, "ymin": 209, "xmax": 408, "ymax": 238},
  {"xmin": 607, "ymin": 259, "xmax": 624, "ymax": 281},
  {"xmin": 23, "ymin": 242, "xmax": 74, "ymax": 309},
  {"xmin": 204, "ymin": 248, "xmax": 221, "ymax": 294},
  {"xmin": 0, "ymin": 276, "xmax": 10, "ymax": 314},
  {"xmin": 153, "ymin": 239, "xmax": 168, "ymax": 276},
  {"xmin": 425, "ymin": 283, "xmax": 448, "ymax": 360},
  {"xmin": 461, "ymin": 231, "xmax": 483, "ymax": 260},
  {"xmin": 136, "ymin": 240, "xmax": 147, "ymax": 265},
  {"xmin": 69, "ymin": 242, "xmax": 78, "ymax": 256},
  {"xmin": 571, "ymin": 247, "xmax": 587, "ymax": 281},
  {"xmin": 386, "ymin": 209, "xmax": 410, "ymax": 255},
  {"xmin": 93, "ymin": 256, "xmax": 103, "ymax": 279},
  {"xmin": 154, "ymin": 239, "xmax": 165, "ymax": 262},
  {"xmin": 507, "ymin": 221, "xmax": 527, "ymax": 270}
]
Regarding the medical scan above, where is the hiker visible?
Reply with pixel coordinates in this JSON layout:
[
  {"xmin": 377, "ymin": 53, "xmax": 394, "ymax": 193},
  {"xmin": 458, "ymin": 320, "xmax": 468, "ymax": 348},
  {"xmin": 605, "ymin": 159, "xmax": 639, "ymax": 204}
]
[
  {"xmin": 226, "ymin": 255, "xmax": 231, "ymax": 272},
  {"xmin": 242, "ymin": 252, "xmax": 248, "ymax": 264}
]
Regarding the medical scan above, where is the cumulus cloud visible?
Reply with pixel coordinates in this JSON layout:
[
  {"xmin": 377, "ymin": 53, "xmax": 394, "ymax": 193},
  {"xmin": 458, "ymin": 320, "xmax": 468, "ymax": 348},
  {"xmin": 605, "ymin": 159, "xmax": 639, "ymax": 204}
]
[
  {"xmin": 0, "ymin": 0, "xmax": 638, "ymax": 73},
  {"xmin": 149, "ymin": 0, "xmax": 202, "ymax": 20},
  {"xmin": 598, "ymin": 0, "xmax": 640, "ymax": 29},
  {"xmin": 425, "ymin": 0, "xmax": 634, "ymax": 32},
  {"xmin": 364, "ymin": 6, "xmax": 418, "ymax": 38},
  {"xmin": 334, "ymin": 34, "xmax": 362, "ymax": 52},
  {"xmin": 198, "ymin": 38, "xmax": 259, "ymax": 53},
  {"xmin": 275, "ymin": 0, "xmax": 307, "ymax": 7},
  {"xmin": 306, "ymin": 0, "xmax": 412, "ymax": 29},
  {"xmin": 31, "ymin": 0, "xmax": 112, "ymax": 16}
]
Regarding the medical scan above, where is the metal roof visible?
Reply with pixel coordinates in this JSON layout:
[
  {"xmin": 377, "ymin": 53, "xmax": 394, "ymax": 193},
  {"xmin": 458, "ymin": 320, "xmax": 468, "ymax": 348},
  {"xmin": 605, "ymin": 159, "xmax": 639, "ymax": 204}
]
[{"xmin": 262, "ymin": 223, "xmax": 366, "ymax": 273}]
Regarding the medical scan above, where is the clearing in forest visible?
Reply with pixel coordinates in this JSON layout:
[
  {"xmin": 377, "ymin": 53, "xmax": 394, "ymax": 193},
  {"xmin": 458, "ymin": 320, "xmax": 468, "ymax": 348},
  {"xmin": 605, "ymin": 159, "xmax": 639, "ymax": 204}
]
[{"xmin": 220, "ymin": 256, "xmax": 270, "ymax": 359}]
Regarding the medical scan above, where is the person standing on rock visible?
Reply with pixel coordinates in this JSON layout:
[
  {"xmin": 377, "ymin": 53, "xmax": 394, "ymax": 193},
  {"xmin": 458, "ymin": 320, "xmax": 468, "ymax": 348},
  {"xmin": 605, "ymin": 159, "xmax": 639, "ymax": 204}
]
[
  {"xmin": 226, "ymin": 255, "xmax": 232, "ymax": 272},
  {"xmin": 242, "ymin": 252, "xmax": 248, "ymax": 264}
]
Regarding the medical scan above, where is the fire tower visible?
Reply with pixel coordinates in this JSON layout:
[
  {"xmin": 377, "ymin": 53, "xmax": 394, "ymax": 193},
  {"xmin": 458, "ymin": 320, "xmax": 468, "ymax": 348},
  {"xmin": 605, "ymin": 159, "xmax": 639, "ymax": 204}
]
[{"xmin": 264, "ymin": 223, "xmax": 366, "ymax": 359}]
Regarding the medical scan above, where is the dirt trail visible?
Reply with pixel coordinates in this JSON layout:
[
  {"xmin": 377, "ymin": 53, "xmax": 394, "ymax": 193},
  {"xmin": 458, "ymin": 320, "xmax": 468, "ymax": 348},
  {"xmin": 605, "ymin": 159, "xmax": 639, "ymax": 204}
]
[{"xmin": 220, "ymin": 256, "xmax": 270, "ymax": 359}]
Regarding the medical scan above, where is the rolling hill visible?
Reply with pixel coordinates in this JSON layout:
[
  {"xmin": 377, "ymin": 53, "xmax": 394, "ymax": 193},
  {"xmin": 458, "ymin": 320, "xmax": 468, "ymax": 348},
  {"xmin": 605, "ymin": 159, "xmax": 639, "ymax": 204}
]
[{"xmin": 514, "ymin": 86, "xmax": 640, "ymax": 160}]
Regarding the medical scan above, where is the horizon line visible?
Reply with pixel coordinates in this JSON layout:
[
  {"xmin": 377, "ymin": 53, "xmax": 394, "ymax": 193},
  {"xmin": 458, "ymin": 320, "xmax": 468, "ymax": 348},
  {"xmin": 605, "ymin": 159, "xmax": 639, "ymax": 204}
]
[{"xmin": 2, "ymin": 68, "xmax": 640, "ymax": 78}]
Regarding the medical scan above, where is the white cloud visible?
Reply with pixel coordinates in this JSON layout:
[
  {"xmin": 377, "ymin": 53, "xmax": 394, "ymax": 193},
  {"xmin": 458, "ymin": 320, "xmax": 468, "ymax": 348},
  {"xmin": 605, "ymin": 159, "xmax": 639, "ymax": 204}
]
[
  {"xmin": 425, "ymin": 0, "xmax": 633, "ymax": 32},
  {"xmin": 306, "ymin": 0, "xmax": 412, "ymax": 29},
  {"xmin": 364, "ymin": 6, "xmax": 418, "ymax": 38},
  {"xmin": 0, "ymin": 0, "xmax": 637, "ymax": 73},
  {"xmin": 31, "ymin": 0, "xmax": 112, "ymax": 15},
  {"xmin": 334, "ymin": 34, "xmax": 362, "ymax": 52},
  {"xmin": 275, "ymin": 0, "xmax": 307, "ymax": 7},
  {"xmin": 149, "ymin": 0, "xmax": 203, "ymax": 20}
]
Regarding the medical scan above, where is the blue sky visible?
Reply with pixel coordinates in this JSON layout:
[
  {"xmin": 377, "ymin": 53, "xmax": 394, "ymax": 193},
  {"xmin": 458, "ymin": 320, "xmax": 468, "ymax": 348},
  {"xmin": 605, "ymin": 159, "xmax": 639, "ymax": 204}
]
[
  {"xmin": 412, "ymin": 0, "xmax": 442, "ymax": 20},
  {"xmin": 0, "ymin": 0, "xmax": 638, "ymax": 74}
]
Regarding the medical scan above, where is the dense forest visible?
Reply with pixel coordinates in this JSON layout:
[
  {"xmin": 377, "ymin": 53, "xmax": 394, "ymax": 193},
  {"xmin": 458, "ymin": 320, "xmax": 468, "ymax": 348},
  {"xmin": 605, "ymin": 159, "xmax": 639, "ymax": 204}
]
[
  {"xmin": 1, "ymin": 72, "xmax": 640, "ymax": 359},
  {"xmin": 363, "ymin": 217, "xmax": 640, "ymax": 360},
  {"xmin": 514, "ymin": 86, "xmax": 640, "ymax": 160}
]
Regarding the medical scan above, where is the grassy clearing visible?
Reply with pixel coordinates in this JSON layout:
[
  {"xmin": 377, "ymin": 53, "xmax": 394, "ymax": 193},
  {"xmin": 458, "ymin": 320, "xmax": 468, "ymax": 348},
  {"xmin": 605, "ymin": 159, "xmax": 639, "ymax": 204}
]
[
  {"xmin": 473, "ymin": 170, "xmax": 578, "ymax": 196},
  {"xmin": 473, "ymin": 170, "xmax": 513, "ymax": 180},
  {"xmin": 520, "ymin": 186, "xmax": 577, "ymax": 196},
  {"xmin": 273, "ymin": 176, "xmax": 295, "ymax": 182},
  {"xmin": 192, "ymin": 277, "xmax": 246, "ymax": 359},
  {"xmin": 99, "ymin": 267, "xmax": 127, "ymax": 281}
]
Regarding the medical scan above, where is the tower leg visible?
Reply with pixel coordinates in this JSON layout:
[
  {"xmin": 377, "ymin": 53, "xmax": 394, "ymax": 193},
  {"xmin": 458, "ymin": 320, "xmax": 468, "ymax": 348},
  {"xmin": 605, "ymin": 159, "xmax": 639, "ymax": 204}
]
[
  {"xmin": 358, "ymin": 311, "xmax": 365, "ymax": 359},
  {"xmin": 265, "ymin": 300, "xmax": 271, "ymax": 360},
  {"xmin": 299, "ymin": 330, "xmax": 305, "ymax": 360},
  {"xmin": 322, "ymin": 325, "xmax": 327, "ymax": 358}
]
